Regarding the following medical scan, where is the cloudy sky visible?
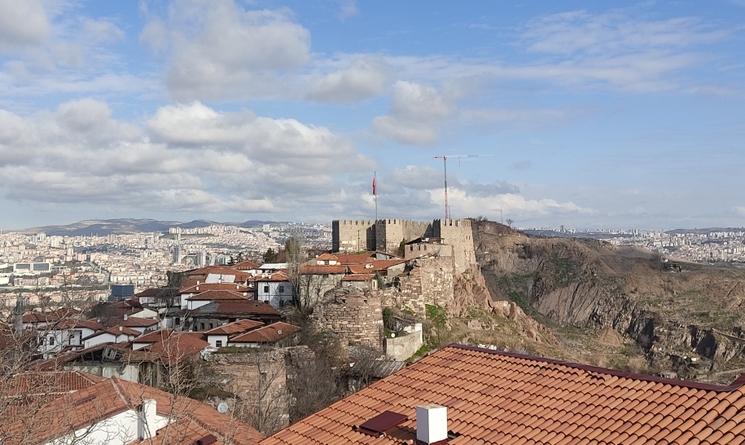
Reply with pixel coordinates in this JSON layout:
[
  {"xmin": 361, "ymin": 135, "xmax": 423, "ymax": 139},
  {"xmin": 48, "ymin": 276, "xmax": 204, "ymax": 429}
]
[{"xmin": 1, "ymin": 0, "xmax": 744, "ymax": 230}]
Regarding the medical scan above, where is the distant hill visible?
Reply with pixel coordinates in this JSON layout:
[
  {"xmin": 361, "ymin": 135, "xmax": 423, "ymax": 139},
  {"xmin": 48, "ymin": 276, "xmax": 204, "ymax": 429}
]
[{"xmin": 20, "ymin": 218, "xmax": 282, "ymax": 236}]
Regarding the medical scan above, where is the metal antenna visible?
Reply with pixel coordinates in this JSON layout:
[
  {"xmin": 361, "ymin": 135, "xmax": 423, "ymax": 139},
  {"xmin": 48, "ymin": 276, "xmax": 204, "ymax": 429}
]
[{"xmin": 433, "ymin": 154, "xmax": 482, "ymax": 220}]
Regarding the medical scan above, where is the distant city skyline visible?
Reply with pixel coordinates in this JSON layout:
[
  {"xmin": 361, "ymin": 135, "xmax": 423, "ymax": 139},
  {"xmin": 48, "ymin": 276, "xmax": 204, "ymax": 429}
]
[{"xmin": 1, "ymin": 1, "xmax": 744, "ymax": 229}]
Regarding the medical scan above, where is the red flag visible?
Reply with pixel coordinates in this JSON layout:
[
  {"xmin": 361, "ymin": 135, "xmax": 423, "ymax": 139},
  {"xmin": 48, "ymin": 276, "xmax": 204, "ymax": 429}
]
[{"xmin": 372, "ymin": 175, "xmax": 377, "ymax": 196}]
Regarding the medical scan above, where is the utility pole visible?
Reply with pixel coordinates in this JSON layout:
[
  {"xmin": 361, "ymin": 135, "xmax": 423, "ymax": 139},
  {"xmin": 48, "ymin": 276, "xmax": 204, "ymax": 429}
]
[
  {"xmin": 433, "ymin": 154, "xmax": 483, "ymax": 220},
  {"xmin": 433, "ymin": 155, "xmax": 450, "ymax": 220}
]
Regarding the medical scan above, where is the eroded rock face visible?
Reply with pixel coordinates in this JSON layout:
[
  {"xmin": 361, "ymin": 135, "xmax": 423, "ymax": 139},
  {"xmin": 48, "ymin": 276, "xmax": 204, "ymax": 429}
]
[{"xmin": 472, "ymin": 219, "xmax": 745, "ymax": 378}]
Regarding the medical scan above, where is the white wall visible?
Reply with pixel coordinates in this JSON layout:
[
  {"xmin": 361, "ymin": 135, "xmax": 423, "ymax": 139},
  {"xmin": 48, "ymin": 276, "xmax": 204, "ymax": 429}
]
[
  {"xmin": 46, "ymin": 403, "xmax": 168, "ymax": 445},
  {"xmin": 187, "ymin": 299, "xmax": 210, "ymax": 310},
  {"xmin": 256, "ymin": 280, "xmax": 294, "ymax": 308},
  {"xmin": 207, "ymin": 334, "xmax": 229, "ymax": 348}
]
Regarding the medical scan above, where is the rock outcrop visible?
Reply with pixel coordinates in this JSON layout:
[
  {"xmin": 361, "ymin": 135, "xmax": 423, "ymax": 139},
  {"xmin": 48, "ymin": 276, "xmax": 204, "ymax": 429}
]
[{"xmin": 472, "ymin": 219, "xmax": 745, "ymax": 381}]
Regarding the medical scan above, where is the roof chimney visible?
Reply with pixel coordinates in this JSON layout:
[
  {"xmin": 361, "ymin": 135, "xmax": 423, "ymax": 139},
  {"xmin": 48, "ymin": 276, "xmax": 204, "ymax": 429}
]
[
  {"xmin": 137, "ymin": 399, "xmax": 157, "ymax": 440},
  {"xmin": 123, "ymin": 313, "xmax": 128, "ymax": 320},
  {"xmin": 416, "ymin": 405, "xmax": 447, "ymax": 444}
]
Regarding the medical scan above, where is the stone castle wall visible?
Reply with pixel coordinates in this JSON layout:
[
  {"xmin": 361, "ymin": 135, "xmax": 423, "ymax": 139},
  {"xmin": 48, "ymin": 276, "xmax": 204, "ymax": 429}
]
[
  {"xmin": 332, "ymin": 220, "xmax": 376, "ymax": 252},
  {"xmin": 332, "ymin": 218, "xmax": 475, "ymax": 262},
  {"xmin": 379, "ymin": 257, "xmax": 455, "ymax": 318},
  {"xmin": 375, "ymin": 219, "xmax": 432, "ymax": 254},
  {"xmin": 433, "ymin": 219, "xmax": 477, "ymax": 273},
  {"xmin": 309, "ymin": 287, "xmax": 383, "ymax": 351}
]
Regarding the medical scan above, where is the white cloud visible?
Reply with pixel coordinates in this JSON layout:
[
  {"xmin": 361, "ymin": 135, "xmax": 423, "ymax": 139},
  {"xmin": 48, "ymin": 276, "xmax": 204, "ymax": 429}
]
[
  {"xmin": 433, "ymin": 188, "xmax": 590, "ymax": 219},
  {"xmin": 373, "ymin": 81, "xmax": 453, "ymax": 145},
  {"xmin": 523, "ymin": 11, "xmax": 726, "ymax": 56},
  {"xmin": 0, "ymin": 0, "xmax": 50, "ymax": 50},
  {"xmin": 146, "ymin": 0, "xmax": 311, "ymax": 101},
  {"xmin": 307, "ymin": 58, "xmax": 387, "ymax": 103},
  {"xmin": 0, "ymin": 100, "xmax": 372, "ymax": 217}
]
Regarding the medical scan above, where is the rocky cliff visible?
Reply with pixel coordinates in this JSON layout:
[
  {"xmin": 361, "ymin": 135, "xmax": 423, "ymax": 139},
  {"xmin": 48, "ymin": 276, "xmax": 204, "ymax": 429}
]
[{"xmin": 472, "ymin": 220, "xmax": 745, "ymax": 382}]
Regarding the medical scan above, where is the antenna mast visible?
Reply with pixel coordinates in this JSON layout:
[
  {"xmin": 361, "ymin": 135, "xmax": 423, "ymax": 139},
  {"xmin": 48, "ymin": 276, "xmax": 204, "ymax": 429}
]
[{"xmin": 433, "ymin": 154, "xmax": 483, "ymax": 221}]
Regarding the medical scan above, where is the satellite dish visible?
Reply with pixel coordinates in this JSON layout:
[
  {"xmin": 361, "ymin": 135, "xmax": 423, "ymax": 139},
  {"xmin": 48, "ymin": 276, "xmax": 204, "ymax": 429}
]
[{"xmin": 217, "ymin": 402, "xmax": 229, "ymax": 414}]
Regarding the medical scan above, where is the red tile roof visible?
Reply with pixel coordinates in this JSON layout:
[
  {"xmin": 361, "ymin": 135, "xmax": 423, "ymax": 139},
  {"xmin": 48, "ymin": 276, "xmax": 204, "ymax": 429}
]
[
  {"xmin": 255, "ymin": 271, "xmax": 290, "ymax": 282},
  {"xmin": 205, "ymin": 319, "xmax": 264, "ymax": 336},
  {"xmin": 234, "ymin": 260, "xmax": 261, "ymax": 270},
  {"xmin": 335, "ymin": 252, "xmax": 376, "ymax": 264},
  {"xmin": 371, "ymin": 258, "xmax": 409, "ymax": 271},
  {"xmin": 21, "ymin": 308, "xmax": 80, "ymax": 324},
  {"xmin": 146, "ymin": 332, "xmax": 209, "ymax": 360},
  {"xmin": 230, "ymin": 322, "xmax": 300, "ymax": 344},
  {"xmin": 188, "ymin": 289, "xmax": 250, "ymax": 301},
  {"xmin": 191, "ymin": 300, "xmax": 280, "ymax": 317},
  {"xmin": 82, "ymin": 326, "xmax": 141, "ymax": 340},
  {"xmin": 179, "ymin": 282, "xmax": 250, "ymax": 294},
  {"xmin": 262, "ymin": 344, "xmax": 745, "ymax": 445},
  {"xmin": 120, "ymin": 316, "xmax": 160, "ymax": 328},
  {"xmin": 299, "ymin": 264, "xmax": 346, "ymax": 275},
  {"xmin": 2, "ymin": 375, "xmax": 261, "ymax": 445},
  {"xmin": 316, "ymin": 253, "xmax": 339, "ymax": 261},
  {"xmin": 133, "ymin": 329, "xmax": 177, "ymax": 344}
]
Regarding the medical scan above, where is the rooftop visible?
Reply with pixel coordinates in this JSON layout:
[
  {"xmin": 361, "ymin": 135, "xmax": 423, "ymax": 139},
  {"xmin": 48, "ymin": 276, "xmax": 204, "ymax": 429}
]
[
  {"xmin": 230, "ymin": 322, "xmax": 300, "ymax": 344},
  {"xmin": 262, "ymin": 344, "xmax": 745, "ymax": 445}
]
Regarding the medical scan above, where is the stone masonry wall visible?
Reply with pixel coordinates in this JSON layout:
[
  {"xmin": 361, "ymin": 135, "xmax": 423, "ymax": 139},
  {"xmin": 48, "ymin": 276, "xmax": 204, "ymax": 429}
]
[
  {"xmin": 379, "ymin": 256, "xmax": 455, "ymax": 318},
  {"xmin": 375, "ymin": 219, "xmax": 432, "ymax": 254},
  {"xmin": 309, "ymin": 287, "xmax": 383, "ymax": 351},
  {"xmin": 433, "ymin": 219, "xmax": 477, "ymax": 273},
  {"xmin": 209, "ymin": 348, "xmax": 290, "ymax": 433},
  {"xmin": 332, "ymin": 220, "xmax": 376, "ymax": 252}
]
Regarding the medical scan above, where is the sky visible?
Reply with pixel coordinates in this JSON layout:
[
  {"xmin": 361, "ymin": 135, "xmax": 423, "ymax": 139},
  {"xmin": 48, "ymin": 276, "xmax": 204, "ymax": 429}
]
[{"xmin": 0, "ymin": 0, "xmax": 744, "ymax": 230}]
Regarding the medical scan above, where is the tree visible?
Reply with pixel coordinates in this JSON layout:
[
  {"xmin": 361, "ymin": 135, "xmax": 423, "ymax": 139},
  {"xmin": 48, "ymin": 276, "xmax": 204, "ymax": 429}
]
[
  {"xmin": 284, "ymin": 236, "xmax": 305, "ymax": 309},
  {"xmin": 263, "ymin": 248, "xmax": 278, "ymax": 263}
]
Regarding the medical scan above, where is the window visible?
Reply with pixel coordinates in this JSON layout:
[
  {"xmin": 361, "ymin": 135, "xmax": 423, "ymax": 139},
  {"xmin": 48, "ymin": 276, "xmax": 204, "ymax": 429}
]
[
  {"xmin": 216, "ymin": 340, "xmax": 223, "ymax": 347},
  {"xmin": 200, "ymin": 323, "xmax": 205, "ymax": 330},
  {"xmin": 175, "ymin": 317, "xmax": 181, "ymax": 325},
  {"xmin": 278, "ymin": 285, "xmax": 285, "ymax": 293},
  {"xmin": 49, "ymin": 336, "xmax": 55, "ymax": 346},
  {"xmin": 263, "ymin": 285, "xmax": 270, "ymax": 293}
]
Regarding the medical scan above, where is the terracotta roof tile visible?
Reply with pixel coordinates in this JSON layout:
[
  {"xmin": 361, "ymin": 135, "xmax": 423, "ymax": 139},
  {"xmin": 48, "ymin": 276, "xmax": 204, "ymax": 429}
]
[
  {"xmin": 2, "ymin": 374, "xmax": 261, "ymax": 445},
  {"xmin": 188, "ymin": 289, "xmax": 250, "ymax": 301},
  {"xmin": 261, "ymin": 344, "xmax": 745, "ymax": 445},
  {"xmin": 230, "ymin": 322, "xmax": 300, "ymax": 344},
  {"xmin": 205, "ymin": 319, "xmax": 264, "ymax": 335}
]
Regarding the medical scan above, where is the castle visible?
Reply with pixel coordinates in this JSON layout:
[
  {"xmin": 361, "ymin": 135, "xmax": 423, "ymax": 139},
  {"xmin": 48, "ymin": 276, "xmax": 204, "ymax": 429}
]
[{"xmin": 332, "ymin": 218, "xmax": 476, "ymax": 273}]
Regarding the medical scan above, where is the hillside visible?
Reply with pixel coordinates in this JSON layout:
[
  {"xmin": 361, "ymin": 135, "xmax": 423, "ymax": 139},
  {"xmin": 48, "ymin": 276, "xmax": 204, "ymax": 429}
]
[
  {"xmin": 470, "ymin": 220, "xmax": 745, "ymax": 383},
  {"xmin": 20, "ymin": 218, "xmax": 281, "ymax": 236}
]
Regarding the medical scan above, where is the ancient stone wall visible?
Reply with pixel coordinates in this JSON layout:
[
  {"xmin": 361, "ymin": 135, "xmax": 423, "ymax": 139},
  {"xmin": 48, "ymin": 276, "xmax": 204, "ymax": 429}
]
[
  {"xmin": 209, "ymin": 348, "xmax": 291, "ymax": 433},
  {"xmin": 332, "ymin": 220, "xmax": 376, "ymax": 252},
  {"xmin": 375, "ymin": 219, "xmax": 432, "ymax": 254},
  {"xmin": 379, "ymin": 257, "xmax": 455, "ymax": 317},
  {"xmin": 309, "ymin": 287, "xmax": 383, "ymax": 351},
  {"xmin": 433, "ymin": 219, "xmax": 477, "ymax": 273}
]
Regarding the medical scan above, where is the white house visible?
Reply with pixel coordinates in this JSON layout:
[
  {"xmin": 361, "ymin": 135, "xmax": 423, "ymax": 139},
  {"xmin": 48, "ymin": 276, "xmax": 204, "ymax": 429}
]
[
  {"xmin": 203, "ymin": 319, "xmax": 264, "ymax": 348},
  {"xmin": 228, "ymin": 322, "xmax": 300, "ymax": 348},
  {"xmin": 82, "ymin": 326, "xmax": 141, "ymax": 349},
  {"xmin": 37, "ymin": 319, "xmax": 103, "ymax": 357},
  {"xmin": 255, "ymin": 271, "xmax": 294, "ymax": 308},
  {"xmin": 5, "ymin": 373, "xmax": 261, "ymax": 444}
]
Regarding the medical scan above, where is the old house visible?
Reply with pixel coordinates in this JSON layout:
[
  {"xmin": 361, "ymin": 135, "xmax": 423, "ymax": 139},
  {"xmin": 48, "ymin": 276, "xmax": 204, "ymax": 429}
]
[
  {"xmin": 204, "ymin": 319, "xmax": 264, "ymax": 348},
  {"xmin": 185, "ymin": 300, "xmax": 281, "ymax": 331},
  {"xmin": 228, "ymin": 322, "xmax": 301, "ymax": 348},
  {"xmin": 254, "ymin": 271, "xmax": 294, "ymax": 308},
  {"xmin": 2, "ymin": 371, "xmax": 262, "ymax": 444}
]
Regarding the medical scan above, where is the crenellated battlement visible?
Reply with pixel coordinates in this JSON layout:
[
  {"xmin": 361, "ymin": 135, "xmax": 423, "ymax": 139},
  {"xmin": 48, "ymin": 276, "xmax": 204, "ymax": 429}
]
[{"xmin": 333, "ymin": 217, "xmax": 476, "ymax": 272}]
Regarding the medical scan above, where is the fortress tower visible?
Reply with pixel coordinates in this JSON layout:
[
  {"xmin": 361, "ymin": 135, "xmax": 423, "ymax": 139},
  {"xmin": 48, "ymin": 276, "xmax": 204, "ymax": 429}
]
[{"xmin": 332, "ymin": 218, "xmax": 477, "ymax": 273}]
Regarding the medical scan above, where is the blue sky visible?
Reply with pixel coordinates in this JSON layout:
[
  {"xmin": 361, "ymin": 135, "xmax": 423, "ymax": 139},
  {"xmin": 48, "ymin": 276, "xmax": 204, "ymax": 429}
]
[{"xmin": 0, "ymin": 0, "xmax": 744, "ymax": 230}]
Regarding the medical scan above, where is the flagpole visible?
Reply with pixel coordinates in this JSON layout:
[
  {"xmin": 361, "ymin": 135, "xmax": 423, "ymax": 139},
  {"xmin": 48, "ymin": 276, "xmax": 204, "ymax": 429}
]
[{"xmin": 374, "ymin": 171, "xmax": 378, "ymax": 222}]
